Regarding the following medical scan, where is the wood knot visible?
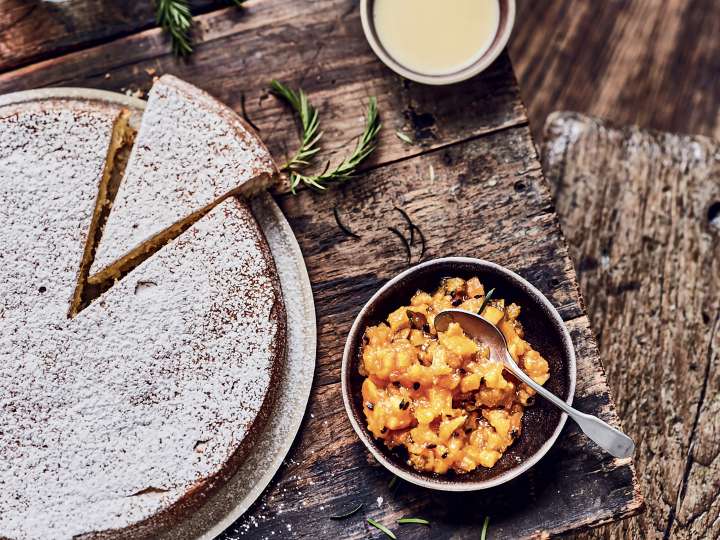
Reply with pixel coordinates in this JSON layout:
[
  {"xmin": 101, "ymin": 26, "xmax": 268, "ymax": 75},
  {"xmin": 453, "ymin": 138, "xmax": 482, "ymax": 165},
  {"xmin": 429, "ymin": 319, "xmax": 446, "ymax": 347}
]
[{"xmin": 707, "ymin": 201, "xmax": 720, "ymax": 231}]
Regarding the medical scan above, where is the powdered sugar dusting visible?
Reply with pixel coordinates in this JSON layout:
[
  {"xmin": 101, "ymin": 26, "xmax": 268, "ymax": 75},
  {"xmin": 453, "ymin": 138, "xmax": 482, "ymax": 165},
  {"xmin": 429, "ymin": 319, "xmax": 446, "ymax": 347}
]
[
  {"xmin": 0, "ymin": 100, "xmax": 119, "ymax": 327},
  {"xmin": 0, "ymin": 198, "xmax": 283, "ymax": 539},
  {"xmin": 91, "ymin": 74, "xmax": 275, "ymax": 274}
]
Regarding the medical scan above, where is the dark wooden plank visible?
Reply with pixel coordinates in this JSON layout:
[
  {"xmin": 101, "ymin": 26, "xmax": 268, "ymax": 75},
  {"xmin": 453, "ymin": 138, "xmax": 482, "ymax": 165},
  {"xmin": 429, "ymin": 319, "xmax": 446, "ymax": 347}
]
[
  {"xmin": 0, "ymin": 0, "xmax": 526, "ymax": 179},
  {"xmin": 219, "ymin": 316, "xmax": 639, "ymax": 539},
  {"xmin": 0, "ymin": 0, "xmax": 224, "ymax": 73},
  {"xmin": 284, "ymin": 124, "xmax": 583, "ymax": 391},
  {"xmin": 542, "ymin": 112, "xmax": 720, "ymax": 539},
  {"xmin": 212, "ymin": 126, "xmax": 641, "ymax": 539},
  {"xmin": 509, "ymin": 0, "xmax": 720, "ymax": 144},
  {"xmin": 0, "ymin": 1, "xmax": 642, "ymax": 536}
]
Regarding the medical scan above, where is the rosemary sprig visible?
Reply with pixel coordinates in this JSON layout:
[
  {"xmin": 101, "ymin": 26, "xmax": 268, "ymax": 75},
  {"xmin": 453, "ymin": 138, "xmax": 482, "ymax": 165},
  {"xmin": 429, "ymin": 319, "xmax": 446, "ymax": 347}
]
[
  {"xmin": 329, "ymin": 502, "xmax": 364, "ymax": 520},
  {"xmin": 480, "ymin": 515, "xmax": 490, "ymax": 540},
  {"xmin": 367, "ymin": 518, "xmax": 397, "ymax": 539},
  {"xmin": 271, "ymin": 80, "xmax": 381, "ymax": 192},
  {"xmin": 398, "ymin": 517, "xmax": 430, "ymax": 525},
  {"xmin": 270, "ymin": 80, "xmax": 323, "ymax": 190},
  {"xmin": 155, "ymin": 0, "xmax": 193, "ymax": 56},
  {"xmin": 156, "ymin": 0, "xmax": 246, "ymax": 56}
]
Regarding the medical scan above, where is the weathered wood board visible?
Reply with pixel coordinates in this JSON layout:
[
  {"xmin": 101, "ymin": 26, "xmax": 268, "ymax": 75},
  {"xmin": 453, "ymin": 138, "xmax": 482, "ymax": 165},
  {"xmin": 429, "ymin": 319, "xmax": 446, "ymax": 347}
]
[
  {"xmin": 510, "ymin": 0, "xmax": 720, "ymax": 144},
  {"xmin": 0, "ymin": 1, "xmax": 642, "ymax": 538},
  {"xmin": 543, "ymin": 112, "xmax": 720, "ymax": 540},
  {"xmin": 209, "ymin": 122, "xmax": 643, "ymax": 539},
  {"xmin": 0, "ymin": 0, "xmax": 224, "ymax": 71}
]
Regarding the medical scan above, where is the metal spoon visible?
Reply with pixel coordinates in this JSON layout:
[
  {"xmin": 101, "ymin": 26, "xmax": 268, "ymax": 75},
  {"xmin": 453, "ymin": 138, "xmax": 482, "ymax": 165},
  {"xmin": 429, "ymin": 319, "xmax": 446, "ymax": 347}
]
[{"xmin": 434, "ymin": 309, "xmax": 635, "ymax": 458}]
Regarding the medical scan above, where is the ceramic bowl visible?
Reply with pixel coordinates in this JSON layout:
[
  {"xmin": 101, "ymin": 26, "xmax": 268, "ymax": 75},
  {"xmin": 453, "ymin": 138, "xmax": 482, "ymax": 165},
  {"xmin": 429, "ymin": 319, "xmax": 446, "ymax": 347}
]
[
  {"xmin": 341, "ymin": 257, "xmax": 576, "ymax": 491},
  {"xmin": 360, "ymin": 0, "xmax": 516, "ymax": 85}
]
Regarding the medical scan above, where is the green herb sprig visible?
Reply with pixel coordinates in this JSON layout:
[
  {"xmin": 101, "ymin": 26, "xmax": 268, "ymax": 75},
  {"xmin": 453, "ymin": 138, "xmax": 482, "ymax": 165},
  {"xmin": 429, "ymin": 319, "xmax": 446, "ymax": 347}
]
[
  {"xmin": 398, "ymin": 517, "xmax": 430, "ymax": 525},
  {"xmin": 155, "ymin": 0, "xmax": 193, "ymax": 55},
  {"xmin": 271, "ymin": 80, "xmax": 381, "ymax": 192},
  {"xmin": 155, "ymin": 0, "xmax": 246, "ymax": 56},
  {"xmin": 480, "ymin": 516, "xmax": 490, "ymax": 540},
  {"xmin": 367, "ymin": 518, "xmax": 397, "ymax": 539},
  {"xmin": 270, "ymin": 81, "xmax": 323, "ymax": 181}
]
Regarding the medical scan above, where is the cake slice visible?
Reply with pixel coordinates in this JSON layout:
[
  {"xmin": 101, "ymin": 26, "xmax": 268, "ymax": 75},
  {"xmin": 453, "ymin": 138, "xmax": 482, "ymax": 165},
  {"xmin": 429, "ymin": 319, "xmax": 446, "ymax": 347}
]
[
  {"xmin": 88, "ymin": 75, "xmax": 277, "ymax": 286},
  {"xmin": 0, "ymin": 99, "xmax": 130, "ymax": 324}
]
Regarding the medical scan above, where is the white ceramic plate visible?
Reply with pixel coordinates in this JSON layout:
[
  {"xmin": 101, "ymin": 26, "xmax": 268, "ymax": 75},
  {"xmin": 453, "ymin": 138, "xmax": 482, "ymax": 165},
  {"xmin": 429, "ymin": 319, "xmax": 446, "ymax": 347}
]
[{"xmin": 0, "ymin": 87, "xmax": 317, "ymax": 539}]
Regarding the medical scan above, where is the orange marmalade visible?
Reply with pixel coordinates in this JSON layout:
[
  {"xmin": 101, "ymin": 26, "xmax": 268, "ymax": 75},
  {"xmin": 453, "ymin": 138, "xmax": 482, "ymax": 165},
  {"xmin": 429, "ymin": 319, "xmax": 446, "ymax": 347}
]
[{"xmin": 360, "ymin": 277, "xmax": 550, "ymax": 474}]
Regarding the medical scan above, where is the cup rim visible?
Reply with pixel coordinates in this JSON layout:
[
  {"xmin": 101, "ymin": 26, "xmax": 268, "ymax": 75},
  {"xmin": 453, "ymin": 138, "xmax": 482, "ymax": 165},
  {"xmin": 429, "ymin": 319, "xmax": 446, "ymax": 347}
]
[
  {"xmin": 359, "ymin": 0, "xmax": 516, "ymax": 85},
  {"xmin": 341, "ymin": 257, "xmax": 577, "ymax": 491}
]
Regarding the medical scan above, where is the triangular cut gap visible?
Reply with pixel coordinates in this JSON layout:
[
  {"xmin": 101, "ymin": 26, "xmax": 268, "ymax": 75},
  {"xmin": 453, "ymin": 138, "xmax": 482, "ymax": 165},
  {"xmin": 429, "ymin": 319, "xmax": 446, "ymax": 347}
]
[
  {"xmin": 68, "ymin": 110, "xmax": 136, "ymax": 318},
  {"xmin": 80, "ymin": 172, "xmax": 272, "ymax": 312}
]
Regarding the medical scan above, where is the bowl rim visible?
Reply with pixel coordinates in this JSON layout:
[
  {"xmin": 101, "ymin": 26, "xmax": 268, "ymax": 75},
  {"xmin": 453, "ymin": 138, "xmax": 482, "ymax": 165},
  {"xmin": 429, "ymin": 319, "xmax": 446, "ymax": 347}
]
[
  {"xmin": 359, "ymin": 0, "xmax": 516, "ymax": 86},
  {"xmin": 341, "ymin": 256, "xmax": 577, "ymax": 491}
]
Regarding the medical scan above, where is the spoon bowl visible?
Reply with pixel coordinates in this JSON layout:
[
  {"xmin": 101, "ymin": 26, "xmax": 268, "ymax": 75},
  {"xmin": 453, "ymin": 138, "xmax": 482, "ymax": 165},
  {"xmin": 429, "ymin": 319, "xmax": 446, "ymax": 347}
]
[{"xmin": 435, "ymin": 309, "xmax": 635, "ymax": 459}]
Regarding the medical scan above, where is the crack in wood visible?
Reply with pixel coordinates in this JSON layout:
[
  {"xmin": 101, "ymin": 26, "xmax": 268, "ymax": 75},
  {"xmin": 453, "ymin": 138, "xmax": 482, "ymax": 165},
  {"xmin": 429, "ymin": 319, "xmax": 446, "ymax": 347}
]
[{"xmin": 663, "ymin": 309, "xmax": 720, "ymax": 540}]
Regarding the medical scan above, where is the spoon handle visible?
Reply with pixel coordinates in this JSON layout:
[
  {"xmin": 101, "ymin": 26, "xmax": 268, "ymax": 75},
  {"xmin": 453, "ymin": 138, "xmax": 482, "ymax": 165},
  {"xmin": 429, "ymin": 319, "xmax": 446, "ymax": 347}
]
[{"xmin": 504, "ymin": 352, "xmax": 635, "ymax": 458}]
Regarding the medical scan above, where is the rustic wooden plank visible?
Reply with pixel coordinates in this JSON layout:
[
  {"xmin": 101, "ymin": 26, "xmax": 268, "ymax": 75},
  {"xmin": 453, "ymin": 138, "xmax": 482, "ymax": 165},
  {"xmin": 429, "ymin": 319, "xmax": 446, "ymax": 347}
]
[
  {"xmin": 0, "ymin": 0, "xmax": 526, "ymax": 177},
  {"xmin": 0, "ymin": 0, "xmax": 224, "ymax": 73},
  {"xmin": 542, "ymin": 112, "xmax": 720, "ymax": 540},
  {"xmin": 283, "ymin": 123, "xmax": 584, "ymax": 393},
  {"xmin": 210, "ymin": 125, "xmax": 640, "ymax": 539},
  {"xmin": 218, "ymin": 316, "xmax": 640, "ymax": 540},
  {"xmin": 510, "ymin": 0, "xmax": 720, "ymax": 144}
]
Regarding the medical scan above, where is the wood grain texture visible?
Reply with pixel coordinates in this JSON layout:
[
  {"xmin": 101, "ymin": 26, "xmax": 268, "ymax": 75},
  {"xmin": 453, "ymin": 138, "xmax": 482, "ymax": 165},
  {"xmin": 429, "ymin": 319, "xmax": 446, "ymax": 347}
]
[
  {"xmin": 216, "ymin": 125, "xmax": 641, "ymax": 540},
  {"xmin": 510, "ymin": 0, "xmax": 720, "ymax": 145},
  {"xmin": 0, "ymin": 0, "xmax": 223, "ymax": 72},
  {"xmin": 0, "ymin": 0, "xmax": 642, "ymax": 537},
  {"xmin": 543, "ymin": 112, "xmax": 720, "ymax": 540},
  {"xmin": 0, "ymin": 0, "xmax": 526, "ymax": 182}
]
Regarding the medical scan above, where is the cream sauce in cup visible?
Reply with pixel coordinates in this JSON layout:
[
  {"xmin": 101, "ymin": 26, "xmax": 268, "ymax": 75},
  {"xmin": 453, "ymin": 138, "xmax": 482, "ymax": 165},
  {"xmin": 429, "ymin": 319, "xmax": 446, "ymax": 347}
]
[{"xmin": 373, "ymin": 0, "xmax": 500, "ymax": 76}]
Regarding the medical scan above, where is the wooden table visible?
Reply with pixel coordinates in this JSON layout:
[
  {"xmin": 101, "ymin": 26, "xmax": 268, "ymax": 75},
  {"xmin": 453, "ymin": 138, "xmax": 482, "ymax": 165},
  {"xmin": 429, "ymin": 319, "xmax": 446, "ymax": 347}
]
[
  {"xmin": 1, "ymin": 1, "xmax": 642, "ymax": 538},
  {"xmin": 510, "ymin": 0, "xmax": 720, "ymax": 145}
]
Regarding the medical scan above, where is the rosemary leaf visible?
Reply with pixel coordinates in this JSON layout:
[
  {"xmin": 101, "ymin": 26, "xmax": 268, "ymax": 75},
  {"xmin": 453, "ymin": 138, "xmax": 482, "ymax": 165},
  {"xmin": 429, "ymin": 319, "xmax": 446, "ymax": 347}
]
[
  {"xmin": 270, "ymin": 80, "xmax": 323, "ymax": 192},
  {"xmin": 481, "ymin": 515, "xmax": 490, "ymax": 540},
  {"xmin": 329, "ymin": 502, "xmax": 364, "ymax": 520},
  {"xmin": 155, "ymin": 0, "xmax": 193, "ymax": 56},
  {"xmin": 398, "ymin": 517, "xmax": 430, "ymax": 525},
  {"xmin": 367, "ymin": 518, "xmax": 397, "ymax": 539},
  {"xmin": 396, "ymin": 130, "xmax": 414, "ymax": 144},
  {"xmin": 387, "ymin": 475, "xmax": 398, "ymax": 489},
  {"xmin": 478, "ymin": 288, "xmax": 495, "ymax": 314},
  {"xmin": 156, "ymin": 0, "xmax": 245, "ymax": 56}
]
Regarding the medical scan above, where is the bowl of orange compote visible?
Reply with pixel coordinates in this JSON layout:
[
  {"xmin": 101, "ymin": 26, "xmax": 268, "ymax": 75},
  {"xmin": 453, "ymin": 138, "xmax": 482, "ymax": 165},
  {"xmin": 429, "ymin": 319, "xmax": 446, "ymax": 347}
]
[{"xmin": 341, "ymin": 257, "xmax": 576, "ymax": 491}]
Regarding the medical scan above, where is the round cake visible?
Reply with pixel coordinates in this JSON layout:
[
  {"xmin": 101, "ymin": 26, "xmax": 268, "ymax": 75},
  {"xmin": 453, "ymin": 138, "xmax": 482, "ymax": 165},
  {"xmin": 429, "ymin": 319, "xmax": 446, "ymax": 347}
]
[{"xmin": 0, "ymin": 80, "xmax": 285, "ymax": 539}]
